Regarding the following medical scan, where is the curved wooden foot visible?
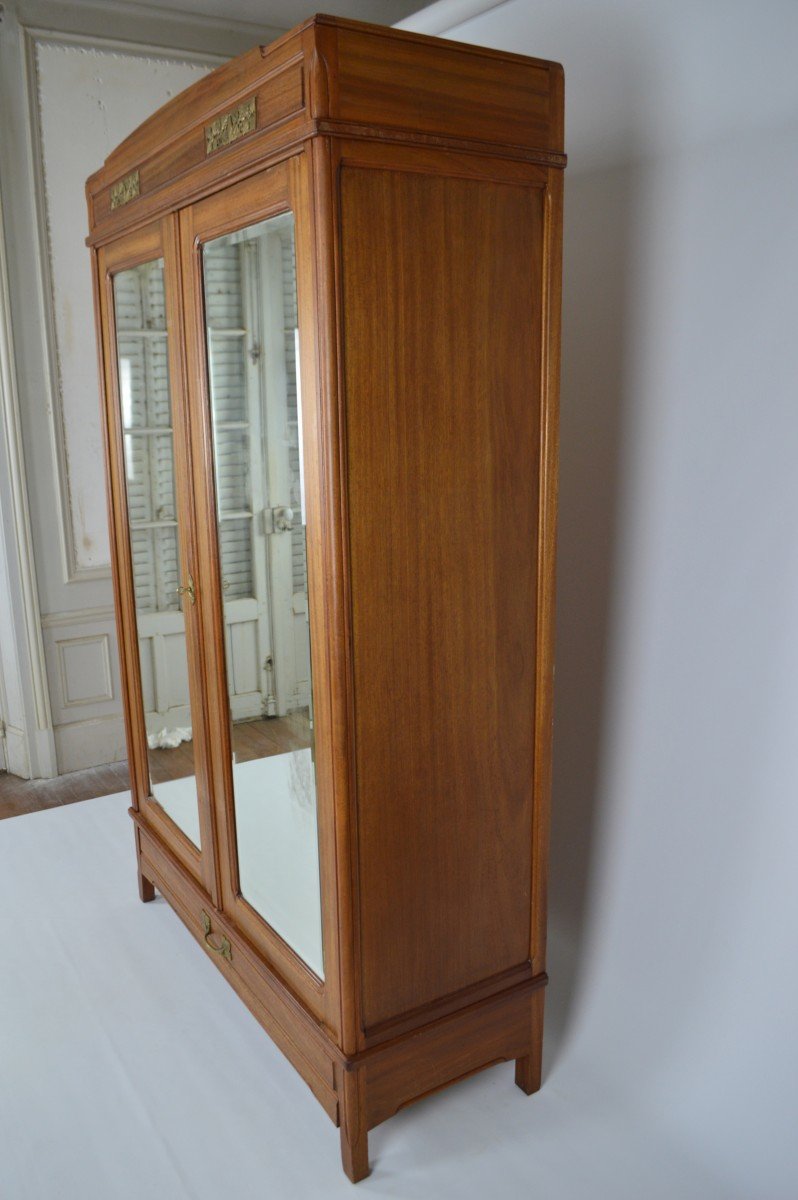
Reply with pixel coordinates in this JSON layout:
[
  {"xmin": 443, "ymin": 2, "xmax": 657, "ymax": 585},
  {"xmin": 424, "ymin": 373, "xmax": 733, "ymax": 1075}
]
[
  {"xmin": 339, "ymin": 1066, "xmax": 370, "ymax": 1183},
  {"xmin": 138, "ymin": 866, "xmax": 156, "ymax": 903},
  {"xmin": 515, "ymin": 986, "xmax": 544, "ymax": 1095}
]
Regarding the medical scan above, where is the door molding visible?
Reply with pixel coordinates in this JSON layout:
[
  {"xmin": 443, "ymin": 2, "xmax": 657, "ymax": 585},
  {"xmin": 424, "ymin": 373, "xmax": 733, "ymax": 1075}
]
[{"xmin": 0, "ymin": 180, "xmax": 56, "ymax": 777}]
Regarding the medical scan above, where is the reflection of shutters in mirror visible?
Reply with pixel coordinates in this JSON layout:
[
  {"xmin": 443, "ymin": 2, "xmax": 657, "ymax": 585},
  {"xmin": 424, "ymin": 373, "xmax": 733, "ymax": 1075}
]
[
  {"xmin": 117, "ymin": 264, "xmax": 177, "ymax": 610},
  {"xmin": 204, "ymin": 224, "xmax": 308, "ymax": 720},
  {"xmin": 283, "ymin": 235, "xmax": 312, "ymax": 715},
  {"xmin": 116, "ymin": 263, "xmax": 190, "ymax": 735}
]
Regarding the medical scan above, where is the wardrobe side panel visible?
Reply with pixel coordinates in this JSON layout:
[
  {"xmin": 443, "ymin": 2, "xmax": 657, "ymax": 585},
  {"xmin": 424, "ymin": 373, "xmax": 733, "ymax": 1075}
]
[{"xmin": 341, "ymin": 163, "xmax": 545, "ymax": 1030}]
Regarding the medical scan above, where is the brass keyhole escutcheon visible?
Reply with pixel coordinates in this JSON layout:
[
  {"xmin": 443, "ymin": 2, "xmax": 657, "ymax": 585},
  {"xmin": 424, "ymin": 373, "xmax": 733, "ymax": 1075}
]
[{"xmin": 201, "ymin": 910, "xmax": 232, "ymax": 961}]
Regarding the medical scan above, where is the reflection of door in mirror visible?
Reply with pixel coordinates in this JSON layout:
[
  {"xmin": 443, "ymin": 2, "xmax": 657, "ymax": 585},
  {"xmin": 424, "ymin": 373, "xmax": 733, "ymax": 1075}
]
[
  {"xmin": 202, "ymin": 213, "xmax": 323, "ymax": 978},
  {"xmin": 113, "ymin": 259, "xmax": 201, "ymax": 849}
]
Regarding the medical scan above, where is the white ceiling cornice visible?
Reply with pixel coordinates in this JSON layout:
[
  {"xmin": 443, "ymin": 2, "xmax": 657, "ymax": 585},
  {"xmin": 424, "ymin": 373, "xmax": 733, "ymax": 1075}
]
[
  {"xmin": 394, "ymin": 0, "xmax": 510, "ymax": 35},
  {"xmin": 8, "ymin": 0, "xmax": 281, "ymax": 59}
]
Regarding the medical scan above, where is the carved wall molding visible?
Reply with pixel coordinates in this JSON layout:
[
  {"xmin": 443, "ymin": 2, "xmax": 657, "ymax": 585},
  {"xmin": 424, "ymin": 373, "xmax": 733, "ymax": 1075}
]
[
  {"xmin": 55, "ymin": 632, "xmax": 114, "ymax": 708},
  {"xmin": 41, "ymin": 603, "xmax": 116, "ymax": 628}
]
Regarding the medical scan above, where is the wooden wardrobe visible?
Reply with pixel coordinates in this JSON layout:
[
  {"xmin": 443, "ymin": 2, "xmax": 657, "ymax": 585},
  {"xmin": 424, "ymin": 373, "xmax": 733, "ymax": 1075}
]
[{"xmin": 86, "ymin": 14, "xmax": 564, "ymax": 1182}]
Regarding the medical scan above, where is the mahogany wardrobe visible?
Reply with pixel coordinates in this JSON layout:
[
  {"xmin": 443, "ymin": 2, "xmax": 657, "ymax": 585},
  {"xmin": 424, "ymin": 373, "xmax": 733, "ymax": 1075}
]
[{"xmin": 86, "ymin": 14, "xmax": 565, "ymax": 1183}]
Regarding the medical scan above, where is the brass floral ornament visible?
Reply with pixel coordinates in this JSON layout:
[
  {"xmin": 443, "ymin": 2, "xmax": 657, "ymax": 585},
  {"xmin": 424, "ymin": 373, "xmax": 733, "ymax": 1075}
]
[
  {"xmin": 205, "ymin": 97, "xmax": 257, "ymax": 155},
  {"xmin": 110, "ymin": 170, "xmax": 140, "ymax": 209}
]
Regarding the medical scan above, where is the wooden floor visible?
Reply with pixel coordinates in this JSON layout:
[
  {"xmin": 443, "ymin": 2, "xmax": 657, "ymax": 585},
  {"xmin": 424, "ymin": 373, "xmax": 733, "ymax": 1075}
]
[{"xmin": 0, "ymin": 712, "xmax": 311, "ymax": 821}]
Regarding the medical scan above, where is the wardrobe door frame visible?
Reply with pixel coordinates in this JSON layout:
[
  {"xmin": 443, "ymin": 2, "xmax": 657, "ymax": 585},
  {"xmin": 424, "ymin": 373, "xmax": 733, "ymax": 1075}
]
[
  {"xmin": 96, "ymin": 216, "xmax": 219, "ymax": 903},
  {"xmin": 179, "ymin": 152, "xmax": 342, "ymax": 1032}
]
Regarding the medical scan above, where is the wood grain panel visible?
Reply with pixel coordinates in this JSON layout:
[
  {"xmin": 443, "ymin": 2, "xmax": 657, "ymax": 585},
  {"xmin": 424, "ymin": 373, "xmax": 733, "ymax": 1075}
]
[
  {"xmin": 334, "ymin": 26, "xmax": 560, "ymax": 153},
  {"xmin": 362, "ymin": 979, "xmax": 543, "ymax": 1129},
  {"xmin": 341, "ymin": 165, "xmax": 545, "ymax": 1029}
]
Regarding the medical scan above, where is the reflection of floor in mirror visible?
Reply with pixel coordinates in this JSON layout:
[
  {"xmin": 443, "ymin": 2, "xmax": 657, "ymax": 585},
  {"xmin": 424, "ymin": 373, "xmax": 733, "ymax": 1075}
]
[
  {"xmin": 149, "ymin": 709, "xmax": 310, "ymax": 783},
  {"xmin": 0, "ymin": 711, "xmax": 312, "ymax": 821},
  {"xmin": 230, "ymin": 709, "xmax": 311, "ymax": 765}
]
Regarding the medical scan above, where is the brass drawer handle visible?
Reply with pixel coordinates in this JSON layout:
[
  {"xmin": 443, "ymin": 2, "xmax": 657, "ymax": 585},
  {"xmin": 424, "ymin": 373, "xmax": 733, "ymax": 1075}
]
[{"xmin": 201, "ymin": 910, "xmax": 232, "ymax": 961}]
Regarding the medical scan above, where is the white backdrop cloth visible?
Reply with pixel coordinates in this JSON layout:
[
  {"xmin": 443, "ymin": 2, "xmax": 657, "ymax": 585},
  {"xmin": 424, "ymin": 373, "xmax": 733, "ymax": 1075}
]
[{"xmin": 0, "ymin": 795, "xmax": 742, "ymax": 1199}]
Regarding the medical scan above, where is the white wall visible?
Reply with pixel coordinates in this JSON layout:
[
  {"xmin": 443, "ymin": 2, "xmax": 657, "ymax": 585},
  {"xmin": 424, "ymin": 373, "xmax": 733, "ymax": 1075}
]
[
  {"xmin": 36, "ymin": 42, "xmax": 212, "ymax": 576},
  {"xmin": 402, "ymin": 1, "xmax": 798, "ymax": 1193}
]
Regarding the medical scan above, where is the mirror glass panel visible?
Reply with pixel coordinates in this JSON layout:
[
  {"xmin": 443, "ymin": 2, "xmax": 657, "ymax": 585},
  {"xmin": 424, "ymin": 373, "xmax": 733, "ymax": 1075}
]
[
  {"xmin": 113, "ymin": 259, "xmax": 201, "ymax": 849},
  {"xmin": 201, "ymin": 213, "xmax": 323, "ymax": 978}
]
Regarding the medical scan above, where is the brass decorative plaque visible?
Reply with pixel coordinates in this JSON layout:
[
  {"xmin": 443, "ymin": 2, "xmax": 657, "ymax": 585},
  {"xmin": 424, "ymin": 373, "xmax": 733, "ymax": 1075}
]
[
  {"xmin": 110, "ymin": 170, "xmax": 140, "ymax": 209},
  {"xmin": 205, "ymin": 97, "xmax": 257, "ymax": 155}
]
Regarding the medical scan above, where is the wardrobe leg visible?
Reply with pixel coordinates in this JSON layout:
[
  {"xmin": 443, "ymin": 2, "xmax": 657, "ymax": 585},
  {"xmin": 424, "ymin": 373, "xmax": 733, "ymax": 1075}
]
[
  {"xmin": 515, "ymin": 986, "xmax": 545, "ymax": 1095},
  {"xmin": 137, "ymin": 865, "xmax": 156, "ymax": 903},
  {"xmin": 339, "ymin": 1066, "xmax": 370, "ymax": 1183}
]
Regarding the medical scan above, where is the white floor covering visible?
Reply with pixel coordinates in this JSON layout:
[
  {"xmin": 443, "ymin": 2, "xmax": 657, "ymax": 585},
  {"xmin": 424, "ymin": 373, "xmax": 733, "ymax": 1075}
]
[{"xmin": 0, "ymin": 794, "xmax": 741, "ymax": 1200}]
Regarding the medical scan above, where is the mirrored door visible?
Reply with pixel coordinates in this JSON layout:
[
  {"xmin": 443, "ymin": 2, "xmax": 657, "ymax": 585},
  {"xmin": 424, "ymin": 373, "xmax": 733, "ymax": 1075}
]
[
  {"xmin": 182, "ymin": 168, "xmax": 324, "ymax": 983},
  {"xmin": 99, "ymin": 222, "xmax": 214, "ymax": 891}
]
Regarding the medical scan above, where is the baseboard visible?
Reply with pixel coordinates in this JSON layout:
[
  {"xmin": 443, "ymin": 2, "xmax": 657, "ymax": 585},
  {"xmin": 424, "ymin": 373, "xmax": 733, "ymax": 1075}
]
[{"xmin": 54, "ymin": 714, "xmax": 127, "ymax": 773}]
